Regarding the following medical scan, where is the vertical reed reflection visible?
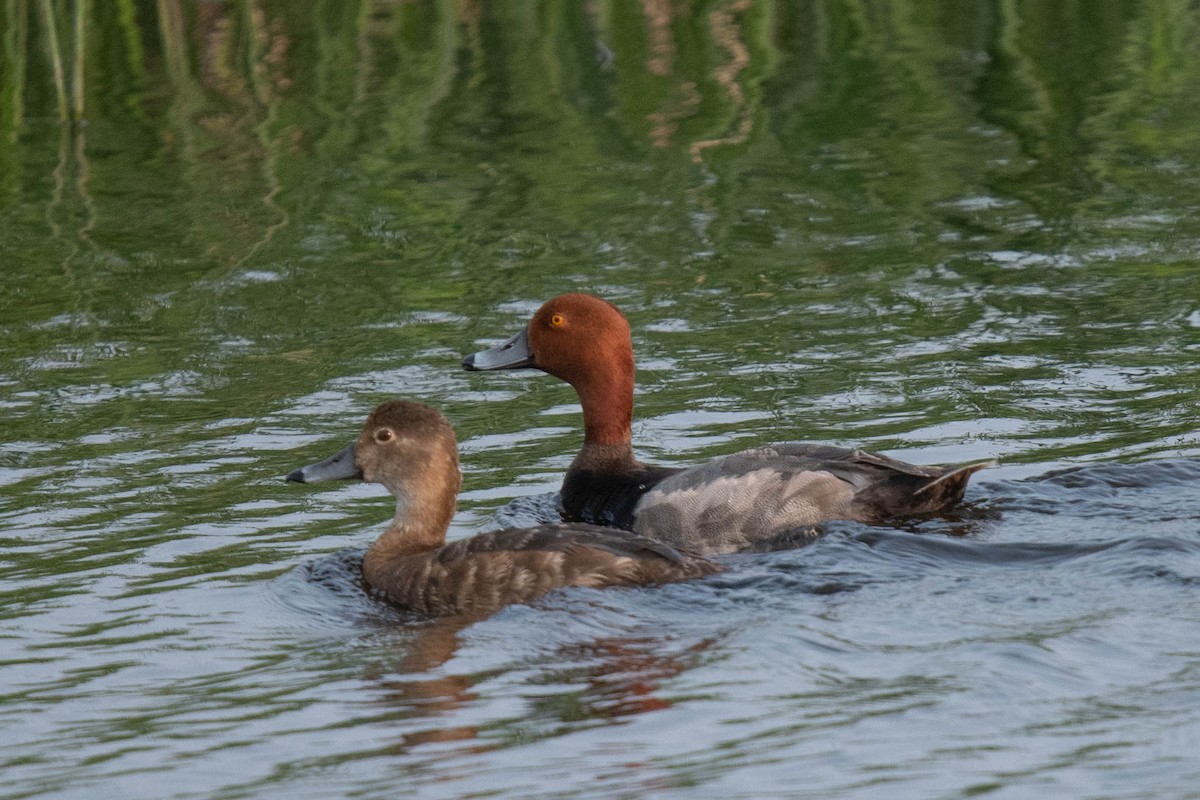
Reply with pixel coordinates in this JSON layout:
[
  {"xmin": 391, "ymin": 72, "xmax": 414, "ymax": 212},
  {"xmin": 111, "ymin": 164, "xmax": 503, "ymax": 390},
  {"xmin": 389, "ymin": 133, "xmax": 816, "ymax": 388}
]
[
  {"xmin": 2, "ymin": 0, "xmax": 30, "ymax": 143},
  {"xmin": 1, "ymin": 0, "xmax": 1198, "ymax": 287},
  {"xmin": 36, "ymin": 0, "xmax": 68, "ymax": 121},
  {"xmin": 688, "ymin": 0, "xmax": 754, "ymax": 165},
  {"xmin": 70, "ymin": 0, "xmax": 84, "ymax": 120}
]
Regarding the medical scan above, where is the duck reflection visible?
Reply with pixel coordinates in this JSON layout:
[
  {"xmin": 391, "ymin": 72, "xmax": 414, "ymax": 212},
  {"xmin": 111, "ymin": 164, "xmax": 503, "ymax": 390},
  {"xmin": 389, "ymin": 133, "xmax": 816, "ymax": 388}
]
[
  {"xmin": 534, "ymin": 634, "xmax": 720, "ymax": 719},
  {"xmin": 361, "ymin": 618, "xmax": 483, "ymax": 752},
  {"xmin": 364, "ymin": 619, "xmax": 722, "ymax": 753}
]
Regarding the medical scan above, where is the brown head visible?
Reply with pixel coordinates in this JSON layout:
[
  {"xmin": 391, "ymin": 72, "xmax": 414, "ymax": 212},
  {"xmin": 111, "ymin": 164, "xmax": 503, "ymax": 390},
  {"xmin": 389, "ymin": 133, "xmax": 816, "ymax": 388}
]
[
  {"xmin": 354, "ymin": 400, "xmax": 459, "ymax": 487},
  {"xmin": 286, "ymin": 399, "xmax": 462, "ymax": 551},
  {"xmin": 463, "ymin": 294, "xmax": 636, "ymax": 446}
]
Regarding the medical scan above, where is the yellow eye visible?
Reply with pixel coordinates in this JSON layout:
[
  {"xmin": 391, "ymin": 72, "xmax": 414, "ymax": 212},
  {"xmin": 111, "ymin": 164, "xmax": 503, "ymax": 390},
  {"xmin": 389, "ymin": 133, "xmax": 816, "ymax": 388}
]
[{"xmin": 550, "ymin": 313, "xmax": 566, "ymax": 327}]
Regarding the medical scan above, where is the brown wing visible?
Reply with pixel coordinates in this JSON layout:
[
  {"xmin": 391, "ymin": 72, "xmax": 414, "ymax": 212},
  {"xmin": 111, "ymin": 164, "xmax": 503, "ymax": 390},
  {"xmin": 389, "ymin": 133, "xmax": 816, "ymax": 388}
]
[{"xmin": 374, "ymin": 524, "xmax": 720, "ymax": 617}]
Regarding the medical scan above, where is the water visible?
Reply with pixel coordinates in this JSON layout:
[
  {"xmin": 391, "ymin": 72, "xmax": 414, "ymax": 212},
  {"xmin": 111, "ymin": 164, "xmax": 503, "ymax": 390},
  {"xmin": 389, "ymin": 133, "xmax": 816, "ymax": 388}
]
[{"xmin": 3, "ymin": 1, "xmax": 1200, "ymax": 797}]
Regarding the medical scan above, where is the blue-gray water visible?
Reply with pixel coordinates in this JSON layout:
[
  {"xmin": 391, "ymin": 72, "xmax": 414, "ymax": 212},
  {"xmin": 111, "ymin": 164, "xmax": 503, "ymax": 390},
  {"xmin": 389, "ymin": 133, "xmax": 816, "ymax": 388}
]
[{"xmin": 3, "ymin": 2, "xmax": 1200, "ymax": 798}]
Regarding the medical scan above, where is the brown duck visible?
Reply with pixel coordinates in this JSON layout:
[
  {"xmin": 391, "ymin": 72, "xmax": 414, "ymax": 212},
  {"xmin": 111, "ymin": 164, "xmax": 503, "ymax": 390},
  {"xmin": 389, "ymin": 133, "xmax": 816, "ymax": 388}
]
[{"xmin": 285, "ymin": 400, "xmax": 720, "ymax": 617}]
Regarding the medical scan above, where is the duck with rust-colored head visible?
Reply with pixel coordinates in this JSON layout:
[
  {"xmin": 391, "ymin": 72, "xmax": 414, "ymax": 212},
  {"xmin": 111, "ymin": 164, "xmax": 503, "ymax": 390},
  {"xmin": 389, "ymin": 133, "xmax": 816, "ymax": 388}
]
[
  {"xmin": 463, "ymin": 294, "xmax": 992, "ymax": 555},
  {"xmin": 285, "ymin": 399, "xmax": 720, "ymax": 617}
]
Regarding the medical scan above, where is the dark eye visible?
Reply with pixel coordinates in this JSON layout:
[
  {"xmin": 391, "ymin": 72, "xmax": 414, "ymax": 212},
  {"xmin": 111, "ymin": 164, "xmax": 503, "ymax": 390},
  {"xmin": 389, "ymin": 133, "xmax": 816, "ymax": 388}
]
[{"xmin": 375, "ymin": 429, "xmax": 393, "ymax": 443}]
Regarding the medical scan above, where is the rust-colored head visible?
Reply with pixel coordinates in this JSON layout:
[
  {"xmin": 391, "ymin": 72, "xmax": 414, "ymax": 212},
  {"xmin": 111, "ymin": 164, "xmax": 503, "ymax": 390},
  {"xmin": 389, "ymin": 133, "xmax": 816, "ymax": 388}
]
[
  {"xmin": 463, "ymin": 294, "xmax": 637, "ymax": 446},
  {"xmin": 524, "ymin": 294, "xmax": 634, "ymax": 387},
  {"xmin": 463, "ymin": 293, "xmax": 634, "ymax": 386}
]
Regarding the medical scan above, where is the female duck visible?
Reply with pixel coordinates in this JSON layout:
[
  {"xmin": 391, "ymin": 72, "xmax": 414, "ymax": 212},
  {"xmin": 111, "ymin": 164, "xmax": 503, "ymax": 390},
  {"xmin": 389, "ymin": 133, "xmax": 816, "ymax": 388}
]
[
  {"xmin": 463, "ymin": 293, "xmax": 990, "ymax": 555},
  {"xmin": 286, "ymin": 399, "xmax": 719, "ymax": 617}
]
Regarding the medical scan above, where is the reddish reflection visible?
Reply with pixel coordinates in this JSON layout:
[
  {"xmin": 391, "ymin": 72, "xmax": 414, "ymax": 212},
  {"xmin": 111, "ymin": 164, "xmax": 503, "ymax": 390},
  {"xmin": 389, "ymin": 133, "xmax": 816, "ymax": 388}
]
[
  {"xmin": 366, "ymin": 620, "xmax": 722, "ymax": 754},
  {"xmin": 366, "ymin": 617, "xmax": 484, "ymax": 751},
  {"xmin": 545, "ymin": 635, "xmax": 720, "ymax": 718}
]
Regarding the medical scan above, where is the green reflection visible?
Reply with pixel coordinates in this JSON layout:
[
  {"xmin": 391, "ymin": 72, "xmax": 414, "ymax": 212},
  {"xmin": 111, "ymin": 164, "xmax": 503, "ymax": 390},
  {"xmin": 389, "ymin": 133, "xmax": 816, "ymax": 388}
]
[
  {"xmin": 0, "ymin": 0, "xmax": 1195, "ymax": 451},
  {"xmin": 2, "ymin": 2, "xmax": 1200, "ymax": 796}
]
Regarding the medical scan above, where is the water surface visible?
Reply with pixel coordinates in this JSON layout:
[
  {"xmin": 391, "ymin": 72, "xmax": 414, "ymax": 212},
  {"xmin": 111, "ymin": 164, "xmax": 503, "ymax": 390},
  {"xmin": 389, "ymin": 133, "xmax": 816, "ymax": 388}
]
[{"xmin": 2, "ymin": 1, "xmax": 1200, "ymax": 798}]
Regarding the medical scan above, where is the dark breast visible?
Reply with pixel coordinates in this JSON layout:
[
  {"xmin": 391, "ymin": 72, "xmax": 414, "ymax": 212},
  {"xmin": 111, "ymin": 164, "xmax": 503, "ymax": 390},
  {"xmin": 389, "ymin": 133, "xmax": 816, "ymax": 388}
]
[{"xmin": 561, "ymin": 466, "xmax": 680, "ymax": 529}]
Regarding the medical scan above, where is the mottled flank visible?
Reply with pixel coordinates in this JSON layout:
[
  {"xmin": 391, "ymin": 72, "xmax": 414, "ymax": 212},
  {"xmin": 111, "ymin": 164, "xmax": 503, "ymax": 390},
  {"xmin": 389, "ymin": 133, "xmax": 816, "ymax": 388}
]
[
  {"xmin": 630, "ymin": 445, "xmax": 992, "ymax": 554},
  {"xmin": 634, "ymin": 462, "xmax": 852, "ymax": 554},
  {"xmin": 375, "ymin": 524, "xmax": 719, "ymax": 617},
  {"xmin": 287, "ymin": 400, "xmax": 720, "ymax": 618}
]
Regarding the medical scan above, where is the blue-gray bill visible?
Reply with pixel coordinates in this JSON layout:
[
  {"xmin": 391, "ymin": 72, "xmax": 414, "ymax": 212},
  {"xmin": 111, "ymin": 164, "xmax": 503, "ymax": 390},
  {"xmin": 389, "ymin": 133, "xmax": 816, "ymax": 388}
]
[
  {"xmin": 462, "ymin": 327, "xmax": 535, "ymax": 371},
  {"xmin": 285, "ymin": 442, "xmax": 362, "ymax": 483}
]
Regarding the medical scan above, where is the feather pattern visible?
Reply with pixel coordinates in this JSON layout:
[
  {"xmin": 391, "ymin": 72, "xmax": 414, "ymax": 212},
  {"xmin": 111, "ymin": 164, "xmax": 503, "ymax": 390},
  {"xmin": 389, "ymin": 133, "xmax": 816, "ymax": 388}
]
[
  {"xmin": 615, "ymin": 445, "xmax": 991, "ymax": 554},
  {"xmin": 464, "ymin": 294, "xmax": 992, "ymax": 555},
  {"xmin": 286, "ymin": 400, "xmax": 720, "ymax": 618}
]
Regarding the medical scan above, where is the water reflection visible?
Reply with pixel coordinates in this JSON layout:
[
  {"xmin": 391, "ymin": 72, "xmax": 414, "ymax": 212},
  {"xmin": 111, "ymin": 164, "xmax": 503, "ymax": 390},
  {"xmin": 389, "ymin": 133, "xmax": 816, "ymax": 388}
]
[
  {"xmin": 367, "ymin": 617, "xmax": 725, "ymax": 754},
  {"xmin": 4, "ymin": 1, "xmax": 1200, "ymax": 798},
  {"xmin": 526, "ymin": 635, "xmax": 717, "ymax": 720},
  {"xmin": 5, "ymin": 1, "xmax": 1198, "ymax": 278},
  {"xmin": 369, "ymin": 619, "xmax": 484, "ymax": 751}
]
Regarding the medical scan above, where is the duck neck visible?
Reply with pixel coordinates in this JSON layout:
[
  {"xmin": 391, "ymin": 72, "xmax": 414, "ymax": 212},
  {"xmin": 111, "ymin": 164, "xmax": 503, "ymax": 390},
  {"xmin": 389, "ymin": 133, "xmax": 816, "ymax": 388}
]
[
  {"xmin": 573, "ymin": 360, "xmax": 634, "ymax": 449},
  {"xmin": 568, "ymin": 369, "xmax": 641, "ymax": 474},
  {"xmin": 362, "ymin": 483, "xmax": 457, "ymax": 585}
]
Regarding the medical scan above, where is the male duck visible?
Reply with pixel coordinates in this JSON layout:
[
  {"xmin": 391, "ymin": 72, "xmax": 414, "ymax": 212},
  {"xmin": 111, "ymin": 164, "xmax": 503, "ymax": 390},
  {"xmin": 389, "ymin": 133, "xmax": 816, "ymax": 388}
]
[
  {"xmin": 286, "ymin": 399, "xmax": 720, "ymax": 617},
  {"xmin": 463, "ymin": 293, "xmax": 990, "ymax": 555}
]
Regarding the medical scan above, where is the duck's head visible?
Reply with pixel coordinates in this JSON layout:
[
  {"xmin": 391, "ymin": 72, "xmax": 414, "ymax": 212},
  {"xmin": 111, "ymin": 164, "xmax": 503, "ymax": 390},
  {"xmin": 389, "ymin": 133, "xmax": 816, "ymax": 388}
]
[
  {"xmin": 286, "ymin": 400, "xmax": 461, "ymax": 518},
  {"xmin": 462, "ymin": 293, "xmax": 634, "ymax": 389}
]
